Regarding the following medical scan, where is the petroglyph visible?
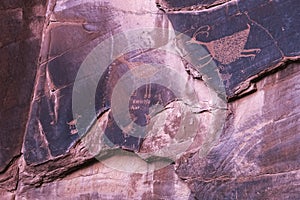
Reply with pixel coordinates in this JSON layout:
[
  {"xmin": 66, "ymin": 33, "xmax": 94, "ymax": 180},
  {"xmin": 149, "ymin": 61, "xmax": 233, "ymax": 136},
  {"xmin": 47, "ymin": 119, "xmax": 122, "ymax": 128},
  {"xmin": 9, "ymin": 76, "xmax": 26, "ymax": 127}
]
[
  {"xmin": 188, "ymin": 24, "xmax": 261, "ymax": 65},
  {"xmin": 67, "ymin": 117, "xmax": 80, "ymax": 135}
]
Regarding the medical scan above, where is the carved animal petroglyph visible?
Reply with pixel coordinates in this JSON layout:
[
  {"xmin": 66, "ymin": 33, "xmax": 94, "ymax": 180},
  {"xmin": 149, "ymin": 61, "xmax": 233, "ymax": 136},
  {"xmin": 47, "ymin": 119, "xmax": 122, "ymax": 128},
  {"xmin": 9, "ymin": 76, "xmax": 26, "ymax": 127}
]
[{"xmin": 188, "ymin": 24, "xmax": 261, "ymax": 65}]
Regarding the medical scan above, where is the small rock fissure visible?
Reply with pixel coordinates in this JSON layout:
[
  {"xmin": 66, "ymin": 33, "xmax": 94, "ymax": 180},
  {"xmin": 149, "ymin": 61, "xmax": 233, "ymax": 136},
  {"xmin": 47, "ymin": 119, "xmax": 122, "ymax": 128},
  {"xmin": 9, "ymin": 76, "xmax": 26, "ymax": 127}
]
[{"xmin": 156, "ymin": 0, "xmax": 232, "ymax": 13}]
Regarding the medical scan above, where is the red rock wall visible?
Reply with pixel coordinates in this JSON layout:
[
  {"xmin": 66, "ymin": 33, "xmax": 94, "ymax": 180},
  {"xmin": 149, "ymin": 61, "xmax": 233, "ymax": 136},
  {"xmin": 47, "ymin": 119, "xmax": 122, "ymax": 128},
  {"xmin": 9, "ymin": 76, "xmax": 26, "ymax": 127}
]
[
  {"xmin": 0, "ymin": 0, "xmax": 299, "ymax": 199},
  {"xmin": 0, "ymin": 0, "xmax": 47, "ymax": 197}
]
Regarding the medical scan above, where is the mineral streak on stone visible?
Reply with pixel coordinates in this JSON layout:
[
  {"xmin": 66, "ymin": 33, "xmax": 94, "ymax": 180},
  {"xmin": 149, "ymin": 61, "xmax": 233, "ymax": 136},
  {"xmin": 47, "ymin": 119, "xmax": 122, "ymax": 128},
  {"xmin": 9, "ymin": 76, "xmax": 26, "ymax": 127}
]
[
  {"xmin": 23, "ymin": 1, "xmax": 122, "ymax": 163},
  {"xmin": 0, "ymin": 0, "xmax": 47, "ymax": 191},
  {"xmin": 23, "ymin": 0, "xmax": 158, "ymax": 164},
  {"xmin": 165, "ymin": 0, "xmax": 300, "ymax": 97},
  {"xmin": 83, "ymin": 45, "xmax": 224, "ymax": 171},
  {"xmin": 17, "ymin": 161, "xmax": 191, "ymax": 199},
  {"xmin": 0, "ymin": 0, "xmax": 299, "ymax": 199},
  {"xmin": 176, "ymin": 62, "xmax": 300, "ymax": 199},
  {"xmin": 22, "ymin": 0, "xmax": 224, "ymax": 165}
]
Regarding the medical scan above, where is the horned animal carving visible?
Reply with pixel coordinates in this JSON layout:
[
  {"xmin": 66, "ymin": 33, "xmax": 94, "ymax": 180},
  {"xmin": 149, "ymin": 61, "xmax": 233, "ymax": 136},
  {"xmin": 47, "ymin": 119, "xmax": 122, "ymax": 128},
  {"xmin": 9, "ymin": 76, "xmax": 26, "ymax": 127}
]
[{"xmin": 188, "ymin": 24, "xmax": 261, "ymax": 65}]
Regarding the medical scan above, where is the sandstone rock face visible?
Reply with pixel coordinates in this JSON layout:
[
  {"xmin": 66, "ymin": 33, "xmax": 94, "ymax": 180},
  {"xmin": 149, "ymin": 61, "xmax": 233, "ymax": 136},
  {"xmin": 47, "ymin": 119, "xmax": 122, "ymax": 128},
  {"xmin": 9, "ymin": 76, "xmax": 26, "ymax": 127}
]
[
  {"xmin": 0, "ymin": 0, "xmax": 47, "ymax": 193},
  {"xmin": 162, "ymin": 0, "xmax": 300, "ymax": 97},
  {"xmin": 19, "ymin": 162, "xmax": 191, "ymax": 199},
  {"xmin": 0, "ymin": 0, "xmax": 299, "ymax": 199},
  {"xmin": 176, "ymin": 63, "xmax": 300, "ymax": 199}
]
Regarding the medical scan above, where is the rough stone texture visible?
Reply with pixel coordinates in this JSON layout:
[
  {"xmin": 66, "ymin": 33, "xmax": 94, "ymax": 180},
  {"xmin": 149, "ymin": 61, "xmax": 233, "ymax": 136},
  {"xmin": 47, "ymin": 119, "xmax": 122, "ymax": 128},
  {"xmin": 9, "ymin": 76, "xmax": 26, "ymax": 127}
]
[
  {"xmin": 163, "ymin": 0, "xmax": 300, "ymax": 97},
  {"xmin": 0, "ymin": 0, "xmax": 47, "ymax": 192},
  {"xmin": 0, "ymin": 0, "xmax": 299, "ymax": 199},
  {"xmin": 23, "ymin": 0, "xmax": 162, "ymax": 164},
  {"xmin": 176, "ymin": 62, "xmax": 300, "ymax": 199},
  {"xmin": 17, "ymin": 162, "xmax": 190, "ymax": 199},
  {"xmin": 23, "ymin": 0, "xmax": 227, "ymax": 169}
]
